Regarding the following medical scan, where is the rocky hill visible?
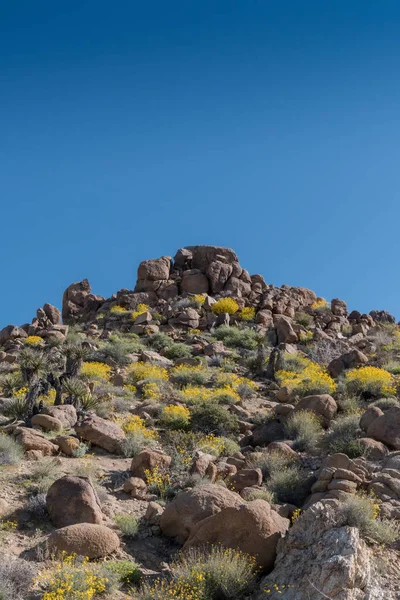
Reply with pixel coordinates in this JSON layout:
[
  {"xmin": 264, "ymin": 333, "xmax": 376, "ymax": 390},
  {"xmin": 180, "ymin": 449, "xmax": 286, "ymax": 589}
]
[{"xmin": 0, "ymin": 245, "xmax": 399, "ymax": 599}]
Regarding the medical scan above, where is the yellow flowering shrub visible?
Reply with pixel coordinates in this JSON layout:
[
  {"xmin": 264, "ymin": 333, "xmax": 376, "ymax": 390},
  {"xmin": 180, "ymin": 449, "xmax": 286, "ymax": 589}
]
[
  {"xmin": 162, "ymin": 404, "xmax": 190, "ymax": 428},
  {"xmin": 11, "ymin": 386, "xmax": 28, "ymax": 398},
  {"xmin": 345, "ymin": 366, "xmax": 396, "ymax": 397},
  {"xmin": 214, "ymin": 372, "xmax": 257, "ymax": 391},
  {"xmin": 38, "ymin": 553, "xmax": 108, "ymax": 600},
  {"xmin": 80, "ymin": 361, "xmax": 111, "ymax": 381},
  {"xmin": 180, "ymin": 386, "xmax": 214, "ymax": 404},
  {"xmin": 239, "ymin": 306, "xmax": 256, "ymax": 321},
  {"xmin": 24, "ymin": 335, "xmax": 44, "ymax": 346},
  {"xmin": 311, "ymin": 298, "xmax": 329, "ymax": 311},
  {"xmin": 198, "ymin": 433, "xmax": 226, "ymax": 456},
  {"xmin": 190, "ymin": 294, "xmax": 206, "ymax": 306},
  {"xmin": 276, "ymin": 358, "xmax": 336, "ymax": 397},
  {"xmin": 39, "ymin": 388, "xmax": 57, "ymax": 406},
  {"xmin": 142, "ymin": 381, "xmax": 163, "ymax": 401},
  {"xmin": 188, "ymin": 328, "xmax": 201, "ymax": 335},
  {"xmin": 144, "ymin": 466, "xmax": 171, "ymax": 498},
  {"xmin": 170, "ymin": 364, "xmax": 209, "ymax": 388},
  {"xmin": 120, "ymin": 415, "xmax": 158, "ymax": 440},
  {"xmin": 131, "ymin": 303, "xmax": 149, "ymax": 321},
  {"xmin": 211, "ymin": 297, "xmax": 239, "ymax": 315},
  {"xmin": 110, "ymin": 305, "xmax": 128, "ymax": 314},
  {"xmin": 126, "ymin": 362, "xmax": 168, "ymax": 385},
  {"xmin": 135, "ymin": 546, "xmax": 256, "ymax": 600}
]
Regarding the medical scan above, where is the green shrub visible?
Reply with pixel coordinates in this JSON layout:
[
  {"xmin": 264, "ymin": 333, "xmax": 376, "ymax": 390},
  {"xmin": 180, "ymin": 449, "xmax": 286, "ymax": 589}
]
[
  {"xmin": 104, "ymin": 560, "xmax": 142, "ymax": 586},
  {"xmin": 383, "ymin": 360, "xmax": 400, "ymax": 375},
  {"xmin": 190, "ymin": 401, "xmax": 239, "ymax": 436},
  {"xmin": 339, "ymin": 494, "xmax": 400, "ymax": 544},
  {"xmin": 2, "ymin": 396, "xmax": 28, "ymax": 420},
  {"xmin": 27, "ymin": 458, "xmax": 61, "ymax": 493},
  {"xmin": 146, "ymin": 332, "xmax": 173, "ymax": 352},
  {"xmin": 0, "ymin": 434, "xmax": 23, "ymax": 465},
  {"xmin": 94, "ymin": 333, "xmax": 142, "ymax": 366},
  {"xmin": 214, "ymin": 326, "xmax": 258, "ymax": 350},
  {"xmin": 284, "ymin": 410, "xmax": 323, "ymax": 452},
  {"xmin": 265, "ymin": 465, "xmax": 303, "ymax": 504},
  {"xmin": 294, "ymin": 311, "xmax": 314, "ymax": 328},
  {"xmin": 0, "ymin": 372, "xmax": 23, "ymax": 398},
  {"xmin": 324, "ymin": 414, "xmax": 363, "ymax": 457},
  {"xmin": 243, "ymin": 488, "xmax": 275, "ymax": 503},
  {"xmin": 120, "ymin": 431, "xmax": 158, "ymax": 458},
  {"xmin": 338, "ymin": 395, "xmax": 362, "ymax": 415},
  {"xmin": 164, "ymin": 343, "xmax": 192, "ymax": 360},
  {"xmin": 371, "ymin": 397, "xmax": 400, "ymax": 411},
  {"xmin": 135, "ymin": 545, "xmax": 257, "ymax": 600},
  {"xmin": 251, "ymin": 451, "xmax": 295, "ymax": 479},
  {"xmin": 170, "ymin": 366, "xmax": 209, "ymax": 388},
  {"xmin": 0, "ymin": 557, "xmax": 36, "ymax": 600},
  {"xmin": 114, "ymin": 514, "xmax": 139, "ymax": 538}
]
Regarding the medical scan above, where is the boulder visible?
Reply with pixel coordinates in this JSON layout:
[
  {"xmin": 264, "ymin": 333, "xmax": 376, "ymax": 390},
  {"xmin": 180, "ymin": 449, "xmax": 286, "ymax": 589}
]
[
  {"xmin": 46, "ymin": 476, "xmax": 103, "ymax": 528},
  {"xmin": 274, "ymin": 316, "xmax": 298, "ymax": 345},
  {"xmin": 169, "ymin": 308, "xmax": 200, "ymax": 329},
  {"xmin": 257, "ymin": 500, "xmax": 371, "ymax": 599},
  {"xmin": 360, "ymin": 406, "xmax": 383, "ymax": 432},
  {"xmin": 75, "ymin": 415, "xmax": 125, "ymax": 454},
  {"xmin": 228, "ymin": 468, "xmax": 262, "ymax": 492},
  {"xmin": 123, "ymin": 477, "xmax": 148, "ymax": 499},
  {"xmin": 62, "ymin": 279, "xmax": 92, "ymax": 322},
  {"xmin": 43, "ymin": 405, "xmax": 78, "ymax": 428},
  {"xmin": 130, "ymin": 449, "xmax": 172, "ymax": 479},
  {"xmin": 160, "ymin": 484, "xmax": 244, "ymax": 543},
  {"xmin": 0, "ymin": 325, "xmax": 27, "ymax": 346},
  {"xmin": 137, "ymin": 256, "xmax": 171, "ymax": 281},
  {"xmin": 328, "ymin": 349, "xmax": 368, "ymax": 378},
  {"xmin": 367, "ymin": 407, "xmax": 400, "ymax": 449},
  {"xmin": 47, "ymin": 523, "xmax": 120, "ymax": 559},
  {"xmin": 358, "ymin": 438, "xmax": 389, "ymax": 460},
  {"xmin": 180, "ymin": 270, "xmax": 209, "ymax": 294},
  {"xmin": 294, "ymin": 394, "xmax": 337, "ymax": 427},
  {"xmin": 13, "ymin": 427, "xmax": 58, "ymax": 455},
  {"xmin": 43, "ymin": 303, "xmax": 62, "ymax": 325},
  {"xmin": 31, "ymin": 414, "xmax": 63, "ymax": 433},
  {"xmin": 145, "ymin": 501, "xmax": 164, "ymax": 525},
  {"xmin": 53, "ymin": 435, "xmax": 81, "ymax": 456},
  {"xmin": 184, "ymin": 499, "xmax": 289, "ymax": 569}
]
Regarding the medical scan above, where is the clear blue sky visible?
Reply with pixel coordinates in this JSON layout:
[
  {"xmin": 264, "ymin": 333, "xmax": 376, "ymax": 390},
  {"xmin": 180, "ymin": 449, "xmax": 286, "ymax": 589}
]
[{"xmin": 1, "ymin": 0, "xmax": 400, "ymax": 327}]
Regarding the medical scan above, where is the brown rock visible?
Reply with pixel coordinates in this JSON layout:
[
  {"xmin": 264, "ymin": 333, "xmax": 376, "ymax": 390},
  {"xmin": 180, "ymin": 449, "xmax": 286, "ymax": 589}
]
[
  {"xmin": 181, "ymin": 270, "xmax": 209, "ymax": 294},
  {"xmin": 228, "ymin": 468, "xmax": 263, "ymax": 492},
  {"xmin": 160, "ymin": 484, "xmax": 244, "ymax": 543},
  {"xmin": 31, "ymin": 414, "xmax": 63, "ymax": 433},
  {"xmin": 53, "ymin": 436, "xmax": 81, "ymax": 456},
  {"xmin": 48, "ymin": 523, "xmax": 119, "ymax": 559},
  {"xmin": 130, "ymin": 449, "xmax": 172, "ymax": 478},
  {"xmin": 358, "ymin": 438, "xmax": 388, "ymax": 460},
  {"xmin": 43, "ymin": 405, "xmax": 78, "ymax": 428},
  {"xmin": 75, "ymin": 415, "xmax": 125, "ymax": 454},
  {"xmin": 123, "ymin": 477, "xmax": 148, "ymax": 499},
  {"xmin": 367, "ymin": 407, "xmax": 400, "ymax": 449},
  {"xmin": 328, "ymin": 349, "xmax": 368, "ymax": 378},
  {"xmin": 14, "ymin": 427, "xmax": 58, "ymax": 455},
  {"xmin": 145, "ymin": 501, "xmax": 164, "ymax": 525},
  {"xmin": 327, "ymin": 479, "xmax": 358, "ymax": 493},
  {"xmin": 274, "ymin": 316, "xmax": 298, "ymax": 344},
  {"xmin": 184, "ymin": 499, "xmax": 289, "ymax": 569},
  {"xmin": 47, "ymin": 476, "xmax": 103, "ymax": 528},
  {"xmin": 360, "ymin": 406, "xmax": 383, "ymax": 433},
  {"xmin": 294, "ymin": 394, "xmax": 337, "ymax": 427},
  {"xmin": 266, "ymin": 442, "xmax": 297, "ymax": 460}
]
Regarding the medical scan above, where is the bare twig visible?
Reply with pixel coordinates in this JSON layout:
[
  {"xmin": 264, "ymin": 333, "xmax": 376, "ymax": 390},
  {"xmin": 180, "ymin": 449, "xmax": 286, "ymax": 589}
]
[{"xmin": 307, "ymin": 578, "xmax": 334, "ymax": 600}]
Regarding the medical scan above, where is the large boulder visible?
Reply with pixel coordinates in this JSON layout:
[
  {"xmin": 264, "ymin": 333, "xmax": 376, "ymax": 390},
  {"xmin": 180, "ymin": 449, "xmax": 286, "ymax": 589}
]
[
  {"xmin": 180, "ymin": 270, "xmax": 209, "ymax": 294},
  {"xmin": 75, "ymin": 415, "xmax": 125, "ymax": 454},
  {"xmin": 43, "ymin": 405, "xmax": 78, "ymax": 428},
  {"xmin": 160, "ymin": 484, "xmax": 244, "ymax": 544},
  {"xmin": 62, "ymin": 279, "xmax": 92, "ymax": 322},
  {"xmin": 31, "ymin": 414, "xmax": 63, "ymax": 433},
  {"xmin": 366, "ymin": 407, "xmax": 400, "ymax": 449},
  {"xmin": 0, "ymin": 325, "xmax": 27, "ymax": 346},
  {"xmin": 13, "ymin": 427, "xmax": 58, "ymax": 455},
  {"xmin": 294, "ymin": 394, "xmax": 338, "ymax": 427},
  {"xmin": 47, "ymin": 523, "xmax": 119, "ymax": 559},
  {"xmin": 137, "ymin": 256, "xmax": 171, "ymax": 281},
  {"xmin": 328, "ymin": 349, "xmax": 368, "ymax": 378},
  {"xmin": 184, "ymin": 499, "xmax": 289, "ymax": 570},
  {"xmin": 274, "ymin": 316, "xmax": 298, "ymax": 344},
  {"xmin": 130, "ymin": 449, "xmax": 172, "ymax": 478},
  {"xmin": 46, "ymin": 476, "xmax": 103, "ymax": 528},
  {"xmin": 256, "ymin": 500, "xmax": 371, "ymax": 599}
]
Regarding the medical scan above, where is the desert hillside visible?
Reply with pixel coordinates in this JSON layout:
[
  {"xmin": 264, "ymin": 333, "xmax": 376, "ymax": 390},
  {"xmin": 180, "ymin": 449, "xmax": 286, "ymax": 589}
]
[{"xmin": 0, "ymin": 245, "xmax": 399, "ymax": 599}]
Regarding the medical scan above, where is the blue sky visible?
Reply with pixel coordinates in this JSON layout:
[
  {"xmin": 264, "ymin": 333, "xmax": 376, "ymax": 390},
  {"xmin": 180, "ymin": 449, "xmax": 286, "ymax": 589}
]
[{"xmin": 1, "ymin": 1, "xmax": 400, "ymax": 327}]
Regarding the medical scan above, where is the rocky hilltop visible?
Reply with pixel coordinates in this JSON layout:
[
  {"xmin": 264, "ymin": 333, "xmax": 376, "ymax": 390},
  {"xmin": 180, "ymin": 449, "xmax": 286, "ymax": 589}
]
[{"xmin": 0, "ymin": 245, "xmax": 399, "ymax": 599}]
